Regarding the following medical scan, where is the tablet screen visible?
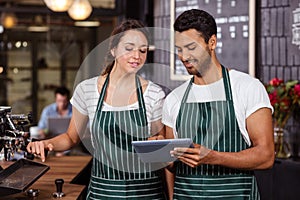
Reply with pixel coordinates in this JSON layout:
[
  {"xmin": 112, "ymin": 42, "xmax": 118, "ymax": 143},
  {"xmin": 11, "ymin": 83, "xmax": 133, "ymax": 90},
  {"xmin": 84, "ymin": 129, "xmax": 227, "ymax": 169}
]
[{"xmin": 132, "ymin": 138, "xmax": 193, "ymax": 163}]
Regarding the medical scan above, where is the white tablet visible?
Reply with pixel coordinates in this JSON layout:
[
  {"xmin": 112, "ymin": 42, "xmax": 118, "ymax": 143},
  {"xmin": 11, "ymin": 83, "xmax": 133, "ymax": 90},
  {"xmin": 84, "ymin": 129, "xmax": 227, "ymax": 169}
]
[{"xmin": 132, "ymin": 138, "xmax": 193, "ymax": 163}]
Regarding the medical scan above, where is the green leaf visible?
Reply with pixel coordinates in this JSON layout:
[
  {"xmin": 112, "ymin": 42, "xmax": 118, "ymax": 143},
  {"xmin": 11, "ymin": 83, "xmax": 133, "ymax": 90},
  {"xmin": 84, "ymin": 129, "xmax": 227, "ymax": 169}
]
[{"xmin": 286, "ymin": 80, "xmax": 298, "ymax": 89}]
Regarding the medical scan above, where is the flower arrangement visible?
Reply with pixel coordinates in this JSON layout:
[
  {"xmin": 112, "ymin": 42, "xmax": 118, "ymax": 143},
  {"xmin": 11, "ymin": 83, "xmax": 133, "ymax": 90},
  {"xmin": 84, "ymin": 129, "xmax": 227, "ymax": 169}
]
[{"xmin": 265, "ymin": 77, "xmax": 300, "ymax": 129}]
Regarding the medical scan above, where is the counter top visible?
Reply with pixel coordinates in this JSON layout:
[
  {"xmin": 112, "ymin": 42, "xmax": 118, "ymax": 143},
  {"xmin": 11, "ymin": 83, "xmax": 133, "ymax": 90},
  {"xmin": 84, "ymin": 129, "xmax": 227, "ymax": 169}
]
[{"xmin": 0, "ymin": 155, "xmax": 92, "ymax": 200}]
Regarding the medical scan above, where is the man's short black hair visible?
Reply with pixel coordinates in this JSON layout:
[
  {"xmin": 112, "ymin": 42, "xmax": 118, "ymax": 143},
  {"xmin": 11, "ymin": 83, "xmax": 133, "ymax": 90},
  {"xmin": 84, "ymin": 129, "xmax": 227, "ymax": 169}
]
[
  {"xmin": 174, "ymin": 9, "xmax": 217, "ymax": 43},
  {"xmin": 55, "ymin": 86, "xmax": 70, "ymax": 98}
]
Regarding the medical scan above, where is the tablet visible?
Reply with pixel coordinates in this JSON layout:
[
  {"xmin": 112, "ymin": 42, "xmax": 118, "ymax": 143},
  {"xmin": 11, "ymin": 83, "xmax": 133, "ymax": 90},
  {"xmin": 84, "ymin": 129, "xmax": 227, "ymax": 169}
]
[{"xmin": 132, "ymin": 138, "xmax": 193, "ymax": 163}]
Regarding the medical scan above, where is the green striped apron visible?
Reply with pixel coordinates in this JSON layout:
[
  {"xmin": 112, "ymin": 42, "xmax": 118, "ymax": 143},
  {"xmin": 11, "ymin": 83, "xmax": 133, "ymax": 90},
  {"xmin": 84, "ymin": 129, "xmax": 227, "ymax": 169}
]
[
  {"xmin": 87, "ymin": 74, "xmax": 164, "ymax": 199},
  {"xmin": 174, "ymin": 66, "xmax": 259, "ymax": 199}
]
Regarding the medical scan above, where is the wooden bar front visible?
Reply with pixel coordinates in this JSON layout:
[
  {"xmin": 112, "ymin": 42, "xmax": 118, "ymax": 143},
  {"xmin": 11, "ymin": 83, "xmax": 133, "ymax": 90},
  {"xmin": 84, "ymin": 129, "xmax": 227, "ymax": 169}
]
[{"xmin": 0, "ymin": 155, "xmax": 92, "ymax": 200}]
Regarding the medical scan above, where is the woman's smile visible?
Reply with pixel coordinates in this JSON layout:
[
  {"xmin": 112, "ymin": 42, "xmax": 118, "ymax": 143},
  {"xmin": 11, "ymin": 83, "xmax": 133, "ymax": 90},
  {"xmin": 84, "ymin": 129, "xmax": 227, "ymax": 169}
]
[{"xmin": 128, "ymin": 61, "xmax": 140, "ymax": 68}]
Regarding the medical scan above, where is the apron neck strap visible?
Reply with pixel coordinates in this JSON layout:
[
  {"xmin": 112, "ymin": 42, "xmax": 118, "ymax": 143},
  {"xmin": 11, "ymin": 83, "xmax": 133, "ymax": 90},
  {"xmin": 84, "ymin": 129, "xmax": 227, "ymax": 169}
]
[
  {"xmin": 136, "ymin": 75, "xmax": 146, "ymax": 111},
  {"xmin": 181, "ymin": 65, "xmax": 233, "ymax": 105},
  {"xmin": 96, "ymin": 74, "xmax": 110, "ymax": 111},
  {"xmin": 96, "ymin": 73, "xmax": 146, "ymax": 112},
  {"xmin": 221, "ymin": 65, "xmax": 233, "ymax": 101}
]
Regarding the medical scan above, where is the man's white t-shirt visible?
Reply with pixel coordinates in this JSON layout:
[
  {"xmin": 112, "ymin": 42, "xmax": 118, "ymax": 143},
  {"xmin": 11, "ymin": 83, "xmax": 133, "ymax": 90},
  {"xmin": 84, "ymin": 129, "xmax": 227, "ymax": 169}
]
[{"xmin": 162, "ymin": 70, "xmax": 273, "ymax": 146}]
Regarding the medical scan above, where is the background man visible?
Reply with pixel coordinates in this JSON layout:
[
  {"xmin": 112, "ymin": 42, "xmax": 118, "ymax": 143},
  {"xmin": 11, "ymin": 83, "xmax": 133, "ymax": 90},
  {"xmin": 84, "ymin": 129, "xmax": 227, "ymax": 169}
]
[{"xmin": 38, "ymin": 86, "xmax": 72, "ymax": 139}]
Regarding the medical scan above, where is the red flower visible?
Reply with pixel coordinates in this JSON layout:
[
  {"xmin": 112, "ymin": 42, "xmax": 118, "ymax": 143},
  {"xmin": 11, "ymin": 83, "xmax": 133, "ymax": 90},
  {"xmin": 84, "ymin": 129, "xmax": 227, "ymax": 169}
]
[
  {"xmin": 294, "ymin": 84, "xmax": 300, "ymax": 97},
  {"xmin": 269, "ymin": 78, "xmax": 284, "ymax": 87},
  {"xmin": 265, "ymin": 78, "xmax": 300, "ymax": 128},
  {"xmin": 269, "ymin": 91, "xmax": 278, "ymax": 106}
]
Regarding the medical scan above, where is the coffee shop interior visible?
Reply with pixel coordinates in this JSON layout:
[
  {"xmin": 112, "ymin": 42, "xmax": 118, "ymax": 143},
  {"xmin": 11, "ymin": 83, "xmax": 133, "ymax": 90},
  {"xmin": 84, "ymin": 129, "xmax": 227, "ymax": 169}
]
[{"xmin": 0, "ymin": 0, "xmax": 300, "ymax": 199}]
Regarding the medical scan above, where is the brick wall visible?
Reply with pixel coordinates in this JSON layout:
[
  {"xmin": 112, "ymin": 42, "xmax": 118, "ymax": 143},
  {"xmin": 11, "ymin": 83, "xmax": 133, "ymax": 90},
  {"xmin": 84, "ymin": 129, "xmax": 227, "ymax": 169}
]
[
  {"xmin": 258, "ymin": 0, "xmax": 300, "ymax": 139},
  {"xmin": 259, "ymin": 0, "xmax": 300, "ymax": 82}
]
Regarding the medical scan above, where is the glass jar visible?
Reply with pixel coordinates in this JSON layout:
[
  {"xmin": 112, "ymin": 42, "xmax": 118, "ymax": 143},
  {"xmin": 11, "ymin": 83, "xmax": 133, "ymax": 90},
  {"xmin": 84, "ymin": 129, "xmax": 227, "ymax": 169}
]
[{"xmin": 274, "ymin": 127, "xmax": 291, "ymax": 158}]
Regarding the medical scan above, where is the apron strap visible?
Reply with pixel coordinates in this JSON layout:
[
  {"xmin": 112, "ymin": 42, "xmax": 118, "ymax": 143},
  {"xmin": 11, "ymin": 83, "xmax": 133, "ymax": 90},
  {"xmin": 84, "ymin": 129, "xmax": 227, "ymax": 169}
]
[
  {"xmin": 182, "ymin": 77, "xmax": 193, "ymax": 105},
  {"xmin": 95, "ymin": 73, "xmax": 147, "ymax": 121},
  {"xmin": 221, "ymin": 65, "xmax": 233, "ymax": 101},
  {"xmin": 180, "ymin": 65, "xmax": 233, "ymax": 104},
  {"xmin": 176, "ymin": 65, "xmax": 234, "ymax": 130},
  {"xmin": 176, "ymin": 77, "xmax": 193, "ymax": 129},
  {"xmin": 136, "ymin": 75, "xmax": 148, "ymax": 125},
  {"xmin": 95, "ymin": 74, "xmax": 110, "ymax": 112}
]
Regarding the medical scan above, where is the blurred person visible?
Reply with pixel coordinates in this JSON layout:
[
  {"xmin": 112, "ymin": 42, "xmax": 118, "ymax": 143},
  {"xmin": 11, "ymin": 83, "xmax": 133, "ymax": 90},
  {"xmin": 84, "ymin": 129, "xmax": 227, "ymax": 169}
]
[
  {"xmin": 162, "ymin": 9, "xmax": 274, "ymax": 199},
  {"xmin": 38, "ymin": 86, "xmax": 72, "ymax": 139},
  {"xmin": 27, "ymin": 19, "xmax": 166, "ymax": 199}
]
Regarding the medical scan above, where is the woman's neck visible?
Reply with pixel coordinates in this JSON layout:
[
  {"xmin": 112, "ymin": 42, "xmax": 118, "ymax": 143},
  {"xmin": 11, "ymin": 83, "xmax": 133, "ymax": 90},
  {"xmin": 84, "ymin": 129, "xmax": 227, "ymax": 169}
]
[
  {"xmin": 109, "ymin": 67, "xmax": 136, "ymax": 88},
  {"xmin": 103, "ymin": 66, "xmax": 138, "ymax": 106}
]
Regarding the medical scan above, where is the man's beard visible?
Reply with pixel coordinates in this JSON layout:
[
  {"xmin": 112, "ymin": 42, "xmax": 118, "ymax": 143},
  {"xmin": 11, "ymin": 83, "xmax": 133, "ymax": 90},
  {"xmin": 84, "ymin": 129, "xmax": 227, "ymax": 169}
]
[
  {"xmin": 185, "ymin": 47, "xmax": 212, "ymax": 77},
  {"xmin": 185, "ymin": 57, "xmax": 212, "ymax": 77}
]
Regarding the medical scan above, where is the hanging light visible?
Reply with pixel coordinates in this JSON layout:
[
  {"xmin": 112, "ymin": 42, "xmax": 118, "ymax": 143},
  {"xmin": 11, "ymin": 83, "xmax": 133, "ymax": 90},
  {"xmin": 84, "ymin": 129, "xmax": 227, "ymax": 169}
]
[
  {"xmin": 28, "ymin": 15, "xmax": 49, "ymax": 32},
  {"xmin": 0, "ymin": 12, "xmax": 18, "ymax": 29},
  {"xmin": 68, "ymin": 0, "xmax": 92, "ymax": 21},
  {"xmin": 43, "ymin": 0, "xmax": 74, "ymax": 12},
  {"xmin": 74, "ymin": 20, "xmax": 100, "ymax": 27}
]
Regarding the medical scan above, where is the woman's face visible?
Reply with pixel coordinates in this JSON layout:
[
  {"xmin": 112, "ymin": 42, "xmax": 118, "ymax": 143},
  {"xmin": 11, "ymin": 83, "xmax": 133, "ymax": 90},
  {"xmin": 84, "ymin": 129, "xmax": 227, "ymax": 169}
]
[{"xmin": 113, "ymin": 30, "xmax": 148, "ymax": 74}]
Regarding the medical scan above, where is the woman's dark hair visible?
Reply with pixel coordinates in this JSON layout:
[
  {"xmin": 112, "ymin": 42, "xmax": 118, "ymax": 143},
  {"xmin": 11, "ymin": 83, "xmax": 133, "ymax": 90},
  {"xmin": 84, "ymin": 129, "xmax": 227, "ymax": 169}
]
[
  {"xmin": 102, "ymin": 19, "xmax": 150, "ymax": 75},
  {"xmin": 174, "ymin": 9, "xmax": 217, "ymax": 44}
]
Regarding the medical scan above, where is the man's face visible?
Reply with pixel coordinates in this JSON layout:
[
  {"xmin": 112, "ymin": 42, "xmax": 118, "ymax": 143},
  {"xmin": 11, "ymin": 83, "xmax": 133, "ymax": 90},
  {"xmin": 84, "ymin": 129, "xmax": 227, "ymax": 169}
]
[
  {"xmin": 175, "ymin": 29, "xmax": 212, "ymax": 76},
  {"xmin": 55, "ymin": 93, "xmax": 69, "ymax": 111}
]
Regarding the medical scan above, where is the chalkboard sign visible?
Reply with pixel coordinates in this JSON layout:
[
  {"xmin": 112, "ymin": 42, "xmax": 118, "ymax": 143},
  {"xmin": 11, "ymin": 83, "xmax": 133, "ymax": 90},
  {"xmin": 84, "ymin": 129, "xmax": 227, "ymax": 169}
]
[{"xmin": 170, "ymin": 0, "xmax": 256, "ymax": 80}]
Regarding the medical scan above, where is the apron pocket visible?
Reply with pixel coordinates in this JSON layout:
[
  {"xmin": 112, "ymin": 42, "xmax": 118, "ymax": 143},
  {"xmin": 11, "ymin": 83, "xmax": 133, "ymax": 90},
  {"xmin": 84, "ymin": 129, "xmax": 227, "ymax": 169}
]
[
  {"xmin": 174, "ymin": 174, "xmax": 259, "ymax": 200},
  {"xmin": 87, "ymin": 175, "xmax": 164, "ymax": 199}
]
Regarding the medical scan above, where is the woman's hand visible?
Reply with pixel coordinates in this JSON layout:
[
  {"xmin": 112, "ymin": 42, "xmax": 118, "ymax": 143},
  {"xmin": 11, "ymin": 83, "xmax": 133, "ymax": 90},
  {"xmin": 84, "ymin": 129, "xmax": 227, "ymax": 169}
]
[
  {"xmin": 148, "ymin": 134, "xmax": 165, "ymax": 140},
  {"xmin": 170, "ymin": 143, "xmax": 212, "ymax": 168},
  {"xmin": 27, "ymin": 141, "xmax": 54, "ymax": 162}
]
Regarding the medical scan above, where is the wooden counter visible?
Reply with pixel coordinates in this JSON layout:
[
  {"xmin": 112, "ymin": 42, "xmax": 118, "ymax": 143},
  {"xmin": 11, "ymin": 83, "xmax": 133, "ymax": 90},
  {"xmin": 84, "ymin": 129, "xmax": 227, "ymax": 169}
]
[{"xmin": 0, "ymin": 155, "xmax": 92, "ymax": 200}]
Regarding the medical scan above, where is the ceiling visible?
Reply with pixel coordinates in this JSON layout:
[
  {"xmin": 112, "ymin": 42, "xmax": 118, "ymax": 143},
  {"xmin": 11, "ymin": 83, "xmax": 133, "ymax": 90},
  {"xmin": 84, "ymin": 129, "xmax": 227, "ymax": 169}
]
[
  {"xmin": 0, "ymin": 0, "xmax": 122, "ymax": 29},
  {"xmin": 0, "ymin": 0, "xmax": 116, "ymax": 9}
]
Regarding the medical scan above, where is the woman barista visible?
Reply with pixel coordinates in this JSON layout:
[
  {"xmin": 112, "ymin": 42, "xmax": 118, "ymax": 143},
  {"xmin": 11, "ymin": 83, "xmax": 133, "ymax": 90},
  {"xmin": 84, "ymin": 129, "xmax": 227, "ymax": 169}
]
[{"xmin": 27, "ymin": 19, "xmax": 166, "ymax": 199}]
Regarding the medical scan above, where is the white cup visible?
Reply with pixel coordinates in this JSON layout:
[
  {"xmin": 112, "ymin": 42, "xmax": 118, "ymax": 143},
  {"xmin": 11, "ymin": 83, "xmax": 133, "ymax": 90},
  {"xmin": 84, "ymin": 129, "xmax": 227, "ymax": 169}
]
[{"xmin": 29, "ymin": 126, "xmax": 39, "ymax": 139}]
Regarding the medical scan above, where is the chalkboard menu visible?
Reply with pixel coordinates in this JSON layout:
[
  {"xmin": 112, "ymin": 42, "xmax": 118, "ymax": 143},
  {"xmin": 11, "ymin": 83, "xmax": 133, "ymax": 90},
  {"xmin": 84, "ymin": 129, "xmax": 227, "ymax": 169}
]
[{"xmin": 170, "ymin": 0, "xmax": 255, "ymax": 80}]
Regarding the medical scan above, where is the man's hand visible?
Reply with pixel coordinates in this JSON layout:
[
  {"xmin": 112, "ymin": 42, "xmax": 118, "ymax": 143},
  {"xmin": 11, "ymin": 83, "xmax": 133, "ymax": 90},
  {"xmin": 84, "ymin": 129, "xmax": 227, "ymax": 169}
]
[
  {"xmin": 170, "ymin": 143, "xmax": 212, "ymax": 168},
  {"xmin": 148, "ymin": 134, "xmax": 164, "ymax": 140}
]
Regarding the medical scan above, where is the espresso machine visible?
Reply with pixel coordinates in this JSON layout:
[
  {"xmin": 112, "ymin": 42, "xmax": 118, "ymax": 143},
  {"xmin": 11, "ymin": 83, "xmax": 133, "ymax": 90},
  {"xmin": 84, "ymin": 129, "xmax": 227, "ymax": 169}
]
[
  {"xmin": 0, "ymin": 106, "xmax": 52, "ymax": 198},
  {"xmin": 0, "ymin": 106, "xmax": 33, "ymax": 161}
]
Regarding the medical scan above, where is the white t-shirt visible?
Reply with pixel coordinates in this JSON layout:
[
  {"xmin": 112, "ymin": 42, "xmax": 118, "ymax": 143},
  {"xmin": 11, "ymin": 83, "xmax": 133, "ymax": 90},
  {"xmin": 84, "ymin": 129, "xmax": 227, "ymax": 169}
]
[
  {"xmin": 71, "ymin": 76, "xmax": 165, "ymax": 134},
  {"xmin": 162, "ymin": 70, "xmax": 273, "ymax": 146}
]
